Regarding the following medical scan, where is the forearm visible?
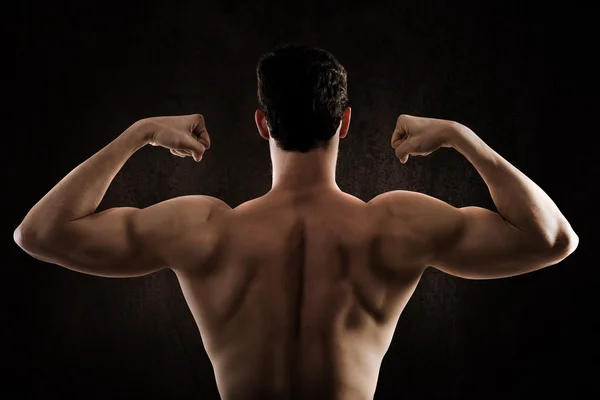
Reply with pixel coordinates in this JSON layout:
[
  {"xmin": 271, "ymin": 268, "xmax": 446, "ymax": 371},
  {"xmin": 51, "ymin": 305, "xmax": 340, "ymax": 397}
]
[
  {"xmin": 16, "ymin": 124, "xmax": 151, "ymax": 241},
  {"xmin": 448, "ymin": 123, "xmax": 578, "ymax": 249}
]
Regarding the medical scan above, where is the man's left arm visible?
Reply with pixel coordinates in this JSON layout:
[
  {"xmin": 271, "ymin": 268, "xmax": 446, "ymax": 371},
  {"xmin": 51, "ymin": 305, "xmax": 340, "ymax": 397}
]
[{"xmin": 13, "ymin": 114, "xmax": 219, "ymax": 277}]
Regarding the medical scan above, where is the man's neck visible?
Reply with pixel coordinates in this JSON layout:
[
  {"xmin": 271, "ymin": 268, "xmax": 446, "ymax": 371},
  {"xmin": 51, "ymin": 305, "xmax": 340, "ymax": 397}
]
[{"xmin": 268, "ymin": 138, "xmax": 340, "ymax": 193}]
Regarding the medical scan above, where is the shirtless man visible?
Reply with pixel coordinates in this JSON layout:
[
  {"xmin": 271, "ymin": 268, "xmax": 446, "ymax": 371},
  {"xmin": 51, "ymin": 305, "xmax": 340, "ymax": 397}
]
[{"xmin": 14, "ymin": 44, "xmax": 578, "ymax": 399}]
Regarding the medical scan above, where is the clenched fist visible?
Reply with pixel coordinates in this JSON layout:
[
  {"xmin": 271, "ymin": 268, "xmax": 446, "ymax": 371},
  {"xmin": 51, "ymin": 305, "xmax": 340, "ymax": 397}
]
[
  {"xmin": 391, "ymin": 115, "xmax": 457, "ymax": 163},
  {"xmin": 134, "ymin": 114, "xmax": 211, "ymax": 162}
]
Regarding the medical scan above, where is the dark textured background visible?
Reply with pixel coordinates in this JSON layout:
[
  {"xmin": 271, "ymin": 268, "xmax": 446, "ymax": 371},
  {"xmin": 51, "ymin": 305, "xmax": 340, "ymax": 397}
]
[{"xmin": 6, "ymin": 1, "xmax": 594, "ymax": 399}]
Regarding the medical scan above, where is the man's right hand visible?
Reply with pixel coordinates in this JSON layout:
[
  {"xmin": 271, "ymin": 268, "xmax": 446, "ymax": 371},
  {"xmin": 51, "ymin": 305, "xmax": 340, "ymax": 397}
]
[{"xmin": 391, "ymin": 115, "xmax": 459, "ymax": 163}]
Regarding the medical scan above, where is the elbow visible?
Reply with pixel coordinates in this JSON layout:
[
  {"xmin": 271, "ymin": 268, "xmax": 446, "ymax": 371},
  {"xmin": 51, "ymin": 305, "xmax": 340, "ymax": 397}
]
[
  {"xmin": 14, "ymin": 225, "xmax": 44, "ymax": 253},
  {"xmin": 14, "ymin": 225, "xmax": 61, "ymax": 264},
  {"xmin": 553, "ymin": 229, "xmax": 579, "ymax": 257},
  {"xmin": 14, "ymin": 225, "xmax": 29, "ymax": 249},
  {"xmin": 526, "ymin": 222, "xmax": 579, "ymax": 266},
  {"xmin": 542, "ymin": 228, "xmax": 579, "ymax": 263}
]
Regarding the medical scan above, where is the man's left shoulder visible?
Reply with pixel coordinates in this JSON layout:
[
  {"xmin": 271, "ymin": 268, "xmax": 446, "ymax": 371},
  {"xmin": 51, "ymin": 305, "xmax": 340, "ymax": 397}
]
[{"xmin": 153, "ymin": 195, "xmax": 231, "ymax": 226}]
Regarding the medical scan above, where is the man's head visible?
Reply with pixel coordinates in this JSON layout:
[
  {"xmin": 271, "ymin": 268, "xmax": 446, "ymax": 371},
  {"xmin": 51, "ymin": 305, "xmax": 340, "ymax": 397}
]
[{"xmin": 256, "ymin": 43, "xmax": 351, "ymax": 153}]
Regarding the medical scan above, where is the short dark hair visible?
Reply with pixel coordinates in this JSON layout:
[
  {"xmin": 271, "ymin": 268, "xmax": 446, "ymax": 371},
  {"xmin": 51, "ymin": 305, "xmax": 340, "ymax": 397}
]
[{"xmin": 256, "ymin": 43, "xmax": 349, "ymax": 153}]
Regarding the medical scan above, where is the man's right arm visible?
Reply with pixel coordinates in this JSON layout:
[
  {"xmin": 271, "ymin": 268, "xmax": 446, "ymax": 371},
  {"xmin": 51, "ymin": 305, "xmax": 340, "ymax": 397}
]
[{"xmin": 372, "ymin": 116, "xmax": 579, "ymax": 279}]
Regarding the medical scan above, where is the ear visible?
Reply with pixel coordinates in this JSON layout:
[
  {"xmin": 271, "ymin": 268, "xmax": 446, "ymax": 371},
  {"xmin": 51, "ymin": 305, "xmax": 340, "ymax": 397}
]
[
  {"xmin": 339, "ymin": 106, "xmax": 351, "ymax": 139},
  {"xmin": 255, "ymin": 109, "xmax": 270, "ymax": 141}
]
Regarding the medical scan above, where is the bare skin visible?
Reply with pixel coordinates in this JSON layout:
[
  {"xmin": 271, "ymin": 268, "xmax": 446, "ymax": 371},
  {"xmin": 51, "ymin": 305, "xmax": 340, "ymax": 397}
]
[{"xmin": 14, "ymin": 110, "xmax": 578, "ymax": 399}]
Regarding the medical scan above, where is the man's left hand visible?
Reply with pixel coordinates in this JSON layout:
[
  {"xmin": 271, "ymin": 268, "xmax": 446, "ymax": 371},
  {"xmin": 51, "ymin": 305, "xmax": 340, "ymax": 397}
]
[{"xmin": 134, "ymin": 114, "xmax": 211, "ymax": 162}]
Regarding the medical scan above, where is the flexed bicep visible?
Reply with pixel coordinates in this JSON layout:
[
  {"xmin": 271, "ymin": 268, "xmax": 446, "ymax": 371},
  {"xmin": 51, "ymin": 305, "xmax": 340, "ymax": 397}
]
[
  {"xmin": 16, "ymin": 195, "xmax": 220, "ymax": 278},
  {"xmin": 432, "ymin": 206, "xmax": 571, "ymax": 279},
  {"xmin": 371, "ymin": 190, "xmax": 572, "ymax": 280}
]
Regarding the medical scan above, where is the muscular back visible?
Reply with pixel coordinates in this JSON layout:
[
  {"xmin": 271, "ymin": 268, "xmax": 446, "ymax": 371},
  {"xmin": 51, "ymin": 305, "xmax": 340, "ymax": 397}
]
[{"xmin": 171, "ymin": 190, "xmax": 426, "ymax": 400}]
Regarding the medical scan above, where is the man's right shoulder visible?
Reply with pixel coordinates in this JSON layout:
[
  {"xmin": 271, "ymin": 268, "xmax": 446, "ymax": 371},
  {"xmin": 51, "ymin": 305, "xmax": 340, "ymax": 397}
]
[
  {"xmin": 368, "ymin": 190, "xmax": 464, "ymax": 260},
  {"xmin": 368, "ymin": 190, "xmax": 448, "ymax": 272},
  {"xmin": 368, "ymin": 190, "xmax": 460, "ymax": 247},
  {"xmin": 368, "ymin": 190, "xmax": 439, "ymax": 218}
]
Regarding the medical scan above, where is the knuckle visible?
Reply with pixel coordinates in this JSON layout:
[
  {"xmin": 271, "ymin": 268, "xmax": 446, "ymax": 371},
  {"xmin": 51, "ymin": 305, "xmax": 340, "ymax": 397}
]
[{"xmin": 191, "ymin": 113, "xmax": 204, "ymax": 125}]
